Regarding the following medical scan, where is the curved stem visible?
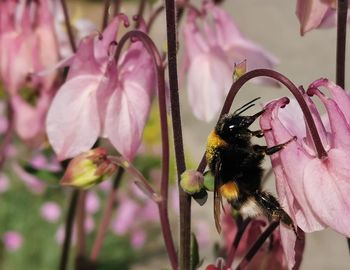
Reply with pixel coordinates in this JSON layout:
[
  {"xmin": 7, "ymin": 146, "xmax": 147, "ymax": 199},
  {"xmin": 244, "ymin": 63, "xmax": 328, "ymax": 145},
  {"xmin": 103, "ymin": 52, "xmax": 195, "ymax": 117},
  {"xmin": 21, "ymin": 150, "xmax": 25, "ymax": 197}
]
[
  {"xmin": 147, "ymin": 6, "xmax": 165, "ymax": 32},
  {"xmin": 114, "ymin": 30, "xmax": 178, "ymax": 269},
  {"xmin": 225, "ymin": 218, "xmax": 251, "ymax": 269},
  {"xmin": 197, "ymin": 69, "xmax": 328, "ymax": 173},
  {"xmin": 135, "ymin": 0, "xmax": 147, "ymax": 28},
  {"xmin": 60, "ymin": 0, "xmax": 76, "ymax": 53},
  {"xmin": 336, "ymin": 0, "xmax": 348, "ymax": 88},
  {"xmin": 235, "ymin": 221, "xmax": 279, "ymax": 270},
  {"xmin": 90, "ymin": 168, "xmax": 124, "ymax": 262},
  {"xmin": 164, "ymin": 0, "xmax": 190, "ymax": 268},
  {"xmin": 59, "ymin": 190, "xmax": 79, "ymax": 270}
]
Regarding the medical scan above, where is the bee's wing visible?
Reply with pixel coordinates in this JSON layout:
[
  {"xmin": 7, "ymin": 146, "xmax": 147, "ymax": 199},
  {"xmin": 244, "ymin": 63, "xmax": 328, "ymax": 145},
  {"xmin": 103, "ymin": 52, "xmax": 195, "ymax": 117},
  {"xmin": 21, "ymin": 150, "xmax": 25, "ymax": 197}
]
[{"xmin": 214, "ymin": 159, "xmax": 223, "ymax": 233}]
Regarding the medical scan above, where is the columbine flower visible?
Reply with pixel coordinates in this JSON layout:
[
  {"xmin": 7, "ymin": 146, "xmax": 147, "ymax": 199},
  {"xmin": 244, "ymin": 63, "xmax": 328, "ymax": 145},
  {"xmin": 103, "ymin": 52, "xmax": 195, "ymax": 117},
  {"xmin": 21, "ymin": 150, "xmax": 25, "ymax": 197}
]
[
  {"xmin": 181, "ymin": 1, "xmax": 277, "ymax": 121},
  {"xmin": 296, "ymin": 0, "xmax": 350, "ymax": 35},
  {"xmin": 0, "ymin": 0, "xmax": 59, "ymax": 93},
  {"xmin": 0, "ymin": 0, "xmax": 59, "ymax": 141},
  {"xmin": 260, "ymin": 79, "xmax": 350, "ymax": 268},
  {"xmin": 60, "ymin": 148, "xmax": 117, "ymax": 189},
  {"xmin": 46, "ymin": 15, "xmax": 156, "ymax": 161}
]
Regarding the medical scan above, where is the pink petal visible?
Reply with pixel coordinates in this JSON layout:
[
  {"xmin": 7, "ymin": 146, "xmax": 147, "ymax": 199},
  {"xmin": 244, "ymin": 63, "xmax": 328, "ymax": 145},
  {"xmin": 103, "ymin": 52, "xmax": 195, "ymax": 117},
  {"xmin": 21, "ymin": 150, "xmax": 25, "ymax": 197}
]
[
  {"xmin": 280, "ymin": 227, "xmax": 305, "ymax": 270},
  {"xmin": 296, "ymin": 0, "xmax": 329, "ymax": 35},
  {"xmin": 46, "ymin": 75, "xmax": 101, "ymax": 160},
  {"xmin": 13, "ymin": 163, "xmax": 46, "ymax": 194},
  {"xmin": 303, "ymin": 149, "xmax": 350, "ymax": 237},
  {"xmin": 186, "ymin": 52, "xmax": 232, "ymax": 122},
  {"xmin": 260, "ymin": 98, "xmax": 325, "ymax": 232}
]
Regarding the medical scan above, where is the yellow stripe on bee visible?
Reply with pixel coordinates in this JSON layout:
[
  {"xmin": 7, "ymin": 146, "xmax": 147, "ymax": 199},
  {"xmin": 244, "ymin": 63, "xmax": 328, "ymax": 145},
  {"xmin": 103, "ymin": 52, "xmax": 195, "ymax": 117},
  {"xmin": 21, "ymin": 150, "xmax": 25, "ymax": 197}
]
[
  {"xmin": 219, "ymin": 182, "xmax": 239, "ymax": 201},
  {"xmin": 206, "ymin": 130, "xmax": 228, "ymax": 164}
]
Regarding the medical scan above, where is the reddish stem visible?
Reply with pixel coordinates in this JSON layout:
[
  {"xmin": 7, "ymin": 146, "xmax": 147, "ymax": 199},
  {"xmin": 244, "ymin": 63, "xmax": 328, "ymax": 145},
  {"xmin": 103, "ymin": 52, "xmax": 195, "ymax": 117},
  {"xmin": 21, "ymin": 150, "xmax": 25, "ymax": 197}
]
[
  {"xmin": 225, "ymin": 218, "xmax": 250, "ymax": 269},
  {"xmin": 114, "ymin": 30, "xmax": 178, "ymax": 269},
  {"xmin": 197, "ymin": 69, "xmax": 328, "ymax": 173},
  {"xmin": 60, "ymin": 0, "xmax": 76, "ymax": 53},
  {"xmin": 336, "ymin": 0, "xmax": 348, "ymax": 88},
  {"xmin": 90, "ymin": 168, "xmax": 124, "ymax": 262},
  {"xmin": 102, "ymin": 0, "xmax": 112, "ymax": 30},
  {"xmin": 75, "ymin": 191, "xmax": 87, "ymax": 266},
  {"xmin": 235, "ymin": 222, "xmax": 279, "ymax": 270}
]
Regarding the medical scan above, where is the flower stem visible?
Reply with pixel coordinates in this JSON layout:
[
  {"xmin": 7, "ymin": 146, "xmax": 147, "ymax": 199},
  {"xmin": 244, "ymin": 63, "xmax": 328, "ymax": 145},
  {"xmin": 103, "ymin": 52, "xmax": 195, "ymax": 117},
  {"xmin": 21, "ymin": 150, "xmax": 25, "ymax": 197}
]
[
  {"xmin": 60, "ymin": 0, "xmax": 76, "ymax": 53},
  {"xmin": 147, "ymin": 6, "xmax": 165, "ymax": 32},
  {"xmin": 336, "ymin": 0, "xmax": 348, "ymax": 89},
  {"xmin": 0, "ymin": 102, "xmax": 13, "ymax": 169},
  {"xmin": 164, "ymin": 0, "xmax": 190, "ymax": 268},
  {"xmin": 102, "ymin": 0, "xmax": 112, "ymax": 30},
  {"xmin": 90, "ymin": 168, "xmax": 124, "ymax": 262},
  {"xmin": 235, "ymin": 221, "xmax": 279, "ymax": 270},
  {"xmin": 135, "ymin": 0, "xmax": 147, "ymax": 28},
  {"xmin": 196, "ymin": 69, "xmax": 328, "ymax": 174},
  {"xmin": 114, "ymin": 30, "xmax": 178, "ymax": 269},
  {"xmin": 59, "ymin": 190, "xmax": 79, "ymax": 270},
  {"xmin": 225, "ymin": 218, "xmax": 251, "ymax": 269},
  {"xmin": 75, "ymin": 191, "xmax": 87, "ymax": 270}
]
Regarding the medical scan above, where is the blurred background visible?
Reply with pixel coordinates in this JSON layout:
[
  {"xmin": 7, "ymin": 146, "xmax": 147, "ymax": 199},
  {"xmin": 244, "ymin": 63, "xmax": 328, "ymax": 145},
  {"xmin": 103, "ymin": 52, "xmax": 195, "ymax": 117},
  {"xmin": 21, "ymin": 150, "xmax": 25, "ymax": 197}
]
[{"xmin": 1, "ymin": 0, "xmax": 350, "ymax": 269}]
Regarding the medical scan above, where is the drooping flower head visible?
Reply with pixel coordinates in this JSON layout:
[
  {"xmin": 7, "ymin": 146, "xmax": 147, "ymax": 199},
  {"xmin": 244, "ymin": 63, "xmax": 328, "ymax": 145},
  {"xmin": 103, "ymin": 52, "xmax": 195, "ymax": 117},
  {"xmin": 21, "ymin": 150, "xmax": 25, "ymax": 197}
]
[
  {"xmin": 296, "ymin": 0, "xmax": 350, "ymax": 35},
  {"xmin": 181, "ymin": 1, "xmax": 277, "ymax": 121},
  {"xmin": 260, "ymin": 79, "xmax": 350, "ymax": 268},
  {"xmin": 46, "ymin": 15, "xmax": 156, "ymax": 161}
]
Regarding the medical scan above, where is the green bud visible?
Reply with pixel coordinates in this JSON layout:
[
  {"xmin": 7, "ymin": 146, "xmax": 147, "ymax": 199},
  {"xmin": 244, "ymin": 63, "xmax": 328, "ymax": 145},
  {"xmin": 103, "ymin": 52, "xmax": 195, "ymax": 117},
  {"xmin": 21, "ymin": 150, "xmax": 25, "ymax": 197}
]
[
  {"xmin": 180, "ymin": 170, "xmax": 204, "ymax": 194},
  {"xmin": 203, "ymin": 172, "xmax": 215, "ymax": 192},
  {"xmin": 60, "ymin": 148, "xmax": 117, "ymax": 189}
]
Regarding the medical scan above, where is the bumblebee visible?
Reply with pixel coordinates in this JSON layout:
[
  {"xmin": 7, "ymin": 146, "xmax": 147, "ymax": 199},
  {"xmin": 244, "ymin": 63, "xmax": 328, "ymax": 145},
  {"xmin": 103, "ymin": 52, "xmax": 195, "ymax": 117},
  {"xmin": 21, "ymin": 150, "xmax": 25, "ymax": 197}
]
[{"xmin": 206, "ymin": 98, "xmax": 296, "ymax": 233}]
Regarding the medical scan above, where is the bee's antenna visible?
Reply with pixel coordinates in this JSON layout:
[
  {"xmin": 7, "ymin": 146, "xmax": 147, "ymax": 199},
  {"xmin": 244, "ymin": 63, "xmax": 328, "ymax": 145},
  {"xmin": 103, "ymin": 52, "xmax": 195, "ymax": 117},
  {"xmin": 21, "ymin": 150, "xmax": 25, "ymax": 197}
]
[{"xmin": 233, "ymin": 97, "xmax": 261, "ymax": 115}]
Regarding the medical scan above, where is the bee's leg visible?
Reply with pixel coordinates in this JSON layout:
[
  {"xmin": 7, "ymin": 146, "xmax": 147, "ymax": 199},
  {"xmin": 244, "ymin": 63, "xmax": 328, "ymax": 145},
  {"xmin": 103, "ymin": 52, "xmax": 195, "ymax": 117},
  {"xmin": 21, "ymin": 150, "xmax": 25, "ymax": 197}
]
[
  {"xmin": 253, "ymin": 190, "xmax": 298, "ymax": 236},
  {"xmin": 253, "ymin": 136, "xmax": 296, "ymax": 155},
  {"xmin": 248, "ymin": 129, "xmax": 272, "ymax": 138}
]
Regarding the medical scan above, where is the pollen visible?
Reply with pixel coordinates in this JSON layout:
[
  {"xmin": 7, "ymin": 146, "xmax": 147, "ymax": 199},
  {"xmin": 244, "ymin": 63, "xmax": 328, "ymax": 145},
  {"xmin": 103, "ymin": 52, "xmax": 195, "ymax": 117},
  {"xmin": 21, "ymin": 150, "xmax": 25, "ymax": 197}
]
[
  {"xmin": 219, "ymin": 182, "xmax": 239, "ymax": 201},
  {"xmin": 206, "ymin": 130, "xmax": 228, "ymax": 164}
]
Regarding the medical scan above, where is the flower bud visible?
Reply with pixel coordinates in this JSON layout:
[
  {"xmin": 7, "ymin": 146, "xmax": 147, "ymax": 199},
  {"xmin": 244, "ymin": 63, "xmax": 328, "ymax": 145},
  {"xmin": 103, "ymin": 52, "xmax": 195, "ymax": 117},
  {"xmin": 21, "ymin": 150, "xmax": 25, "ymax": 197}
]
[
  {"xmin": 180, "ymin": 170, "xmax": 204, "ymax": 194},
  {"xmin": 233, "ymin": 59, "xmax": 247, "ymax": 81},
  {"xmin": 60, "ymin": 148, "xmax": 117, "ymax": 189}
]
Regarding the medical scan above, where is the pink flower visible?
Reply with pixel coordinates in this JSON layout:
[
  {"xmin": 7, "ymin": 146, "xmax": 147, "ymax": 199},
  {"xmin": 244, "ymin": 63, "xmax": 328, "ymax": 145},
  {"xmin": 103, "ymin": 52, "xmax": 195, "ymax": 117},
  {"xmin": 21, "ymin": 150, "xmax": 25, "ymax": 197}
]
[
  {"xmin": 260, "ymin": 79, "xmax": 350, "ymax": 268},
  {"xmin": 2, "ymin": 231, "xmax": 23, "ymax": 251},
  {"xmin": 46, "ymin": 15, "xmax": 156, "ymax": 161},
  {"xmin": 0, "ymin": 0, "xmax": 59, "ymax": 141},
  {"xmin": 0, "ymin": 0, "xmax": 59, "ymax": 93},
  {"xmin": 181, "ymin": 1, "xmax": 277, "ymax": 121},
  {"xmin": 41, "ymin": 202, "xmax": 61, "ymax": 223},
  {"xmin": 296, "ymin": 0, "xmax": 350, "ymax": 35}
]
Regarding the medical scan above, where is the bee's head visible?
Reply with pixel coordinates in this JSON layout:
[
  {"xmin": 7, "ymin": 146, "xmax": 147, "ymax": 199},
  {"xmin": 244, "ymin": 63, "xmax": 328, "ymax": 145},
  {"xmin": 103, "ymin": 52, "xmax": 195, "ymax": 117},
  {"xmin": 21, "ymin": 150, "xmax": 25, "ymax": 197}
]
[{"xmin": 215, "ymin": 110, "xmax": 264, "ymax": 142}]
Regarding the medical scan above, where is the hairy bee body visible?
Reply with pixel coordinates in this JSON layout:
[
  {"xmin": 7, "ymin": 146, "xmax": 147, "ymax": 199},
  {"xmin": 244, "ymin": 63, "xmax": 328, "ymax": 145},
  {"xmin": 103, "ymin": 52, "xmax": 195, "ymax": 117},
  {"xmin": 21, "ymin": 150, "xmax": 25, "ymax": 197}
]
[{"xmin": 206, "ymin": 100, "xmax": 295, "ymax": 233}]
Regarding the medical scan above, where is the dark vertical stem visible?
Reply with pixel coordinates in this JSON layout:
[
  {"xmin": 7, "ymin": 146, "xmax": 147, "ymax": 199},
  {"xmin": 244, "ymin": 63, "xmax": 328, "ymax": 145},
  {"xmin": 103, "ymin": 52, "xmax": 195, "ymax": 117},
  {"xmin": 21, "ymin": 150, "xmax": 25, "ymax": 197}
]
[
  {"xmin": 336, "ymin": 0, "xmax": 349, "ymax": 251},
  {"xmin": 336, "ymin": 0, "xmax": 348, "ymax": 89},
  {"xmin": 225, "ymin": 219, "xmax": 251, "ymax": 269},
  {"xmin": 59, "ymin": 190, "xmax": 79, "ymax": 270},
  {"xmin": 58, "ymin": 2, "xmax": 78, "ymax": 269},
  {"xmin": 0, "ymin": 102, "xmax": 14, "ymax": 169},
  {"xmin": 164, "ymin": 0, "xmax": 190, "ymax": 269},
  {"xmin": 60, "ymin": 0, "xmax": 76, "ymax": 53},
  {"xmin": 102, "ymin": 0, "xmax": 112, "ymax": 30},
  {"xmin": 90, "ymin": 168, "xmax": 124, "ymax": 262},
  {"xmin": 235, "ymin": 222, "xmax": 279, "ymax": 270},
  {"xmin": 75, "ymin": 191, "xmax": 87, "ymax": 270}
]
